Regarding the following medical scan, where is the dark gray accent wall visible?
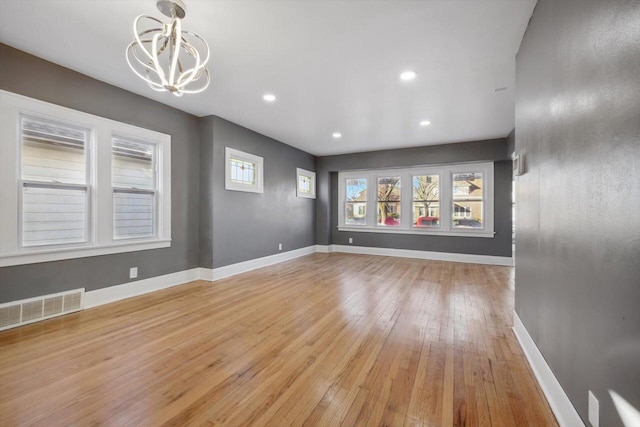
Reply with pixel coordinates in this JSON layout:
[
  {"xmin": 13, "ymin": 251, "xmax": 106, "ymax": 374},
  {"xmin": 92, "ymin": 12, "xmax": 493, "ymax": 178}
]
[
  {"xmin": 316, "ymin": 139, "xmax": 513, "ymax": 257},
  {"xmin": 0, "ymin": 44, "xmax": 201, "ymax": 302},
  {"xmin": 199, "ymin": 116, "xmax": 316, "ymax": 268},
  {"xmin": 515, "ymin": 1, "xmax": 640, "ymax": 426}
]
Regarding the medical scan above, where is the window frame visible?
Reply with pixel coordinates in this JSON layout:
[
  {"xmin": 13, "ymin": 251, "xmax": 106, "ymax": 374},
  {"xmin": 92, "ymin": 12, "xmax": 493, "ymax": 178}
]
[
  {"xmin": 296, "ymin": 167, "xmax": 316, "ymax": 199},
  {"xmin": 18, "ymin": 116, "xmax": 93, "ymax": 248},
  {"xmin": 337, "ymin": 162, "xmax": 495, "ymax": 238},
  {"xmin": 111, "ymin": 135, "xmax": 158, "ymax": 241},
  {"xmin": 225, "ymin": 147, "xmax": 264, "ymax": 194},
  {"xmin": 0, "ymin": 90, "xmax": 171, "ymax": 267}
]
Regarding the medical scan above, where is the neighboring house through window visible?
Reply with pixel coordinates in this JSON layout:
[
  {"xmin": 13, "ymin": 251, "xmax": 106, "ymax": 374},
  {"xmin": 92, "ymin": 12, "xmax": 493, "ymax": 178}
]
[
  {"xmin": 0, "ymin": 90, "xmax": 171, "ymax": 267},
  {"xmin": 337, "ymin": 162, "xmax": 494, "ymax": 237}
]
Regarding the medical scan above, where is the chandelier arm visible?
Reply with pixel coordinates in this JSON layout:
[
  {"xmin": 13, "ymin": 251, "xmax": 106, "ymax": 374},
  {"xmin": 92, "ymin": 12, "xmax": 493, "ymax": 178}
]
[
  {"xmin": 128, "ymin": 45, "xmax": 159, "ymax": 79},
  {"xmin": 168, "ymin": 18, "xmax": 182, "ymax": 87},
  {"xmin": 126, "ymin": 45, "xmax": 167, "ymax": 91},
  {"xmin": 132, "ymin": 15, "xmax": 165, "ymax": 62},
  {"xmin": 179, "ymin": 68, "xmax": 210, "ymax": 94},
  {"xmin": 181, "ymin": 30, "xmax": 210, "ymax": 66},
  {"xmin": 129, "ymin": 43, "xmax": 165, "ymax": 82},
  {"xmin": 175, "ymin": 44, "xmax": 201, "ymax": 89},
  {"xmin": 150, "ymin": 32, "xmax": 169, "ymax": 87}
]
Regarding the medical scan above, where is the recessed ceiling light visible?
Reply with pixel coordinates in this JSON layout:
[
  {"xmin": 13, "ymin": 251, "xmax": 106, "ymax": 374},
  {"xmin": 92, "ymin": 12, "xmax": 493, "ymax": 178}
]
[
  {"xmin": 332, "ymin": 132, "xmax": 342, "ymax": 139},
  {"xmin": 420, "ymin": 120, "xmax": 431, "ymax": 127},
  {"xmin": 400, "ymin": 70, "xmax": 417, "ymax": 81},
  {"xmin": 263, "ymin": 93, "xmax": 276, "ymax": 102}
]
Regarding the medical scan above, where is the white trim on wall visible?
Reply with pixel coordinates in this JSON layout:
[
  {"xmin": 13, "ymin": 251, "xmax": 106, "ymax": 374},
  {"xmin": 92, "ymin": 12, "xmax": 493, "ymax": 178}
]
[
  {"xmin": 513, "ymin": 312, "xmax": 585, "ymax": 427},
  {"xmin": 224, "ymin": 147, "xmax": 264, "ymax": 193},
  {"xmin": 199, "ymin": 245, "xmax": 317, "ymax": 281},
  {"xmin": 31, "ymin": 245, "xmax": 512, "ymax": 314},
  {"xmin": 0, "ymin": 90, "xmax": 172, "ymax": 267},
  {"xmin": 84, "ymin": 268, "xmax": 200, "ymax": 308},
  {"xmin": 316, "ymin": 244, "xmax": 513, "ymax": 266}
]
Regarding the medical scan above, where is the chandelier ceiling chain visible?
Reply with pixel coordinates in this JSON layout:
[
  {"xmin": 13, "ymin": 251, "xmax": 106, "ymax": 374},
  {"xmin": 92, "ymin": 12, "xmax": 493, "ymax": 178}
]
[{"xmin": 126, "ymin": 0, "xmax": 210, "ymax": 96}]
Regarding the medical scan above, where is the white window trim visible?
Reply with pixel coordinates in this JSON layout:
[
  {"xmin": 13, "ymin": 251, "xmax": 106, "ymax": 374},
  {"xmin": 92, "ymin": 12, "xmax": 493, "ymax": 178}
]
[
  {"xmin": 0, "ymin": 90, "xmax": 171, "ymax": 267},
  {"xmin": 296, "ymin": 167, "xmax": 316, "ymax": 199},
  {"xmin": 337, "ymin": 162, "xmax": 495, "ymax": 238},
  {"xmin": 225, "ymin": 147, "xmax": 264, "ymax": 193}
]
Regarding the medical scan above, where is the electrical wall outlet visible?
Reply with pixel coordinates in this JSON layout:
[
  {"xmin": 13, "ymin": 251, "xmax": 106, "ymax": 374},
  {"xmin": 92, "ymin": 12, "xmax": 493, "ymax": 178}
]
[
  {"xmin": 278, "ymin": 243, "xmax": 282, "ymax": 251},
  {"xmin": 589, "ymin": 390, "xmax": 599, "ymax": 427},
  {"xmin": 348, "ymin": 237, "xmax": 353, "ymax": 244},
  {"xmin": 129, "ymin": 267, "xmax": 138, "ymax": 279}
]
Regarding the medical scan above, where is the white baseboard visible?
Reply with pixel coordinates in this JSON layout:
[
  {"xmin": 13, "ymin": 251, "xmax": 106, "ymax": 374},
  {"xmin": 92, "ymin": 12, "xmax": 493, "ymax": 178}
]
[
  {"xmin": 70, "ymin": 243, "xmax": 511, "ymax": 310},
  {"xmin": 84, "ymin": 268, "xmax": 200, "ymax": 309},
  {"xmin": 199, "ymin": 245, "xmax": 317, "ymax": 281},
  {"xmin": 316, "ymin": 244, "xmax": 513, "ymax": 266},
  {"xmin": 513, "ymin": 312, "xmax": 584, "ymax": 427}
]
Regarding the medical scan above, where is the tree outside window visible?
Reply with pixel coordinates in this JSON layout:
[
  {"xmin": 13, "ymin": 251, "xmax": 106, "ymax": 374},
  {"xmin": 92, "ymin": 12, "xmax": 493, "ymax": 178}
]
[{"xmin": 377, "ymin": 177, "xmax": 401, "ymax": 226}]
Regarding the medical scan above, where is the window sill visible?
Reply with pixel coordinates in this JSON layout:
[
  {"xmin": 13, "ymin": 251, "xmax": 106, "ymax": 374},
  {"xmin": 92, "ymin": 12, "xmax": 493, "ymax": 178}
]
[
  {"xmin": 337, "ymin": 226, "xmax": 495, "ymax": 238},
  {"xmin": 0, "ymin": 239, "xmax": 171, "ymax": 267}
]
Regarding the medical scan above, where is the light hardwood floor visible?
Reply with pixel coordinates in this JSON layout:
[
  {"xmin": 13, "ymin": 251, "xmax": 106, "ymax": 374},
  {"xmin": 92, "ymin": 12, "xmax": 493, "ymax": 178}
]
[{"xmin": 0, "ymin": 253, "xmax": 557, "ymax": 426}]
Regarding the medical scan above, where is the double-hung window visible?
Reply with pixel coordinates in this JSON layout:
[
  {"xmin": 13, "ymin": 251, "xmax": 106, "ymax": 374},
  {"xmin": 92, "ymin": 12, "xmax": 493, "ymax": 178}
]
[
  {"xmin": 345, "ymin": 178, "xmax": 367, "ymax": 225},
  {"xmin": 0, "ymin": 90, "xmax": 171, "ymax": 267},
  {"xmin": 412, "ymin": 174, "xmax": 440, "ymax": 228},
  {"xmin": 377, "ymin": 177, "xmax": 401, "ymax": 226},
  {"xmin": 112, "ymin": 137, "xmax": 156, "ymax": 239},
  {"xmin": 338, "ymin": 162, "xmax": 494, "ymax": 237},
  {"xmin": 20, "ymin": 117, "xmax": 91, "ymax": 247}
]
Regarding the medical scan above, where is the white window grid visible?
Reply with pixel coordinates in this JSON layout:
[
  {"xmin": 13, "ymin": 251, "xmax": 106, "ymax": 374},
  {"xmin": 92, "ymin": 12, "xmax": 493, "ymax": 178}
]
[
  {"xmin": 0, "ymin": 90, "xmax": 171, "ymax": 267},
  {"xmin": 337, "ymin": 162, "xmax": 495, "ymax": 238}
]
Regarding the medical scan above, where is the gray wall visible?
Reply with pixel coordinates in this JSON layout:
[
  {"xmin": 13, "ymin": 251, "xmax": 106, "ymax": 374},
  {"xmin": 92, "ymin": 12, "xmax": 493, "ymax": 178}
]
[
  {"xmin": 0, "ymin": 44, "xmax": 202, "ymax": 302},
  {"xmin": 200, "ymin": 116, "xmax": 316, "ymax": 268},
  {"xmin": 515, "ymin": 1, "xmax": 640, "ymax": 426},
  {"xmin": 316, "ymin": 138, "xmax": 513, "ymax": 257}
]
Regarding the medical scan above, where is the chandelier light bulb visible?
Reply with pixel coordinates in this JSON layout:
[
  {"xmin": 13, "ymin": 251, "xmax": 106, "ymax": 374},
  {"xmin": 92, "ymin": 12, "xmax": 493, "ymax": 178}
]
[{"xmin": 126, "ymin": 0, "xmax": 210, "ymax": 96}]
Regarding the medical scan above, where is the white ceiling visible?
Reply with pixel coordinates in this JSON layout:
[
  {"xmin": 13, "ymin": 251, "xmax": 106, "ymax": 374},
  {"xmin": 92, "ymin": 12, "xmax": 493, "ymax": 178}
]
[{"xmin": 0, "ymin": 0, "xmax": 536, "ymax": 156}]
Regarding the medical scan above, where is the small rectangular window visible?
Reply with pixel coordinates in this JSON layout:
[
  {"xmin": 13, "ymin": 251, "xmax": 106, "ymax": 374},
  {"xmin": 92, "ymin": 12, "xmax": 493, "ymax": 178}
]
[
  {"xmin": 20, "ymin": 116, "xmax": 89, "ymax": 247},
  {"xmin": 345, "ymin": 178, "xmax": 367, "ymax": 225},
  {"xmin": 377, "ymin": 176, "xmax": 401, "ymax": 226},
  {"xmin": 296, "ymin": 168, "xmax": 316, "ymax": 199},
  {"xmin": 225, "ymin": 147, "xmax": 264, "ymax": 193},
  {"xmin": 412, "ymin": 174, "xmax": 440, "ymax": 228},
  {"xmin": 452, "ymin": 172, "xmax": 484, "ymax": 229},
  {"xmin": 230, "ymin": 158, "xmax": 256, "ymax": 185},
  {"xmin": 112, "ymin": 137, "xmax": 156, "ymax": 239}
]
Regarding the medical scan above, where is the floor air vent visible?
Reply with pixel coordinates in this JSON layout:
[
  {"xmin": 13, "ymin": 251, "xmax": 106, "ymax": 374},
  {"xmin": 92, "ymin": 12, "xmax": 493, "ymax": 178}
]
[{"xmin": 0, "ymin": 288, "xmax": 85, "ymax": 331}]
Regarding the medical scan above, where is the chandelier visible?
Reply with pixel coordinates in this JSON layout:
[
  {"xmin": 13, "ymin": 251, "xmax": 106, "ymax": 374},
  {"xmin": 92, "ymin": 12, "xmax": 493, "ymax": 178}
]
[{"xmin": 126, "ymin": 0, "xmax": 210, "ymax": 96}]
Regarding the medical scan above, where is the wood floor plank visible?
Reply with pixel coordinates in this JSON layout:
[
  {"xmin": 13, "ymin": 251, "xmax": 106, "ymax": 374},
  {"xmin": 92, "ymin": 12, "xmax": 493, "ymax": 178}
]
[{"xmin": 0, "ymin": 253, "xmax": 558, "ymax": 426}]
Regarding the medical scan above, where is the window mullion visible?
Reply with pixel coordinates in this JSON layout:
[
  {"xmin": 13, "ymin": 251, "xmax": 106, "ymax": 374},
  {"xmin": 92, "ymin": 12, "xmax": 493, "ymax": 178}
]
[
  {"xmin": 441, "ymin": 171, "xmax": 453, "ymax": 231},
  {"xmin": 367, "ymin": 173, "xmax": 376, "ymax": 227},
  {"xmin": 93, "ymin": 126, "xmax": 111, "ymax": 245},
  {"xmin": 401, "ymin": 173, "xmax": 411, "ymax": 229}
]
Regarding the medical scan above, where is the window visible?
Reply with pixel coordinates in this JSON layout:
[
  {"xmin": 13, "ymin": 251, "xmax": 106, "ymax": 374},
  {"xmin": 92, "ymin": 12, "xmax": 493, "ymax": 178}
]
[
  {"xmin": 452, "ymin": 172, "xmax": 483, "ymax": 228},
  {"xmin": 338, "ymin": 162, "xmax": 494, "ymax": 237},
  {"xmin": 20, "ymin": 117, "xmax": 90, "ymax": 247},
  {"xmin": 412, "ymin": 174, "xmax": 440, "ymax": 228},
  {"xmin": 0, "ymin": 90, "xmax": 171, "ymax": 267},
  {"xmin": 377, "ymin": 177, "xmax": 401, "ymax": 226},
  {"xmin": 296, "ymin": 168, "xmax": 316, "ymax": 199},
  {"xmin": 225, "ymin": 147, "xmax": 263, "ymax": 193},
  {"xmin": 112, "ymin": 137, "xmax": 156, "ymax": 239},
  {"xmin": 345, "ymin": 178, "xmax": 367, "ymax": 225}
]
